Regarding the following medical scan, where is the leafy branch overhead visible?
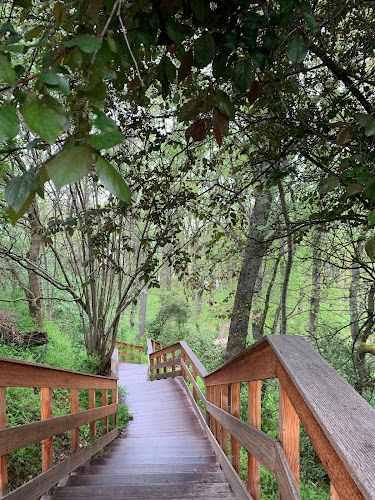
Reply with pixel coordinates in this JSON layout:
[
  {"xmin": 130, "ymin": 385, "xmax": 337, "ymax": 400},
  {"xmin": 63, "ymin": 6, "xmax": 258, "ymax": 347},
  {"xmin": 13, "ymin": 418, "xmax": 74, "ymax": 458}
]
[{"xmin": 0, "ymin": 0, "xmax": 316, "ymax": 221}]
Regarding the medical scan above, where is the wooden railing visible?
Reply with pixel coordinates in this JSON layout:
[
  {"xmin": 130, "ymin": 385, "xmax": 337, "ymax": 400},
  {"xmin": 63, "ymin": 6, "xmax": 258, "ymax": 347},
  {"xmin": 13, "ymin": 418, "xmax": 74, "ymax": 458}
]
[
  {"xmin": 110, "ymin": 341, "xmax": 144, "ymax": 363},
  {"xmin": 147, "ymin": 335, "xmax": 375, "ymax": 500},
  {"xmin": 0, "ymin": 351, "xmax": 119, "ymax": 500}
]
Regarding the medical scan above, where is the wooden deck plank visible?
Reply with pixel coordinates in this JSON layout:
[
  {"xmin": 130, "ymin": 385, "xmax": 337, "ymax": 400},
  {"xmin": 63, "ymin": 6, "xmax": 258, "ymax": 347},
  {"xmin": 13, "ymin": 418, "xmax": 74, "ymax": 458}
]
[{"xmin": 50, "ymin": 363, "xmax": 236, "ymax": 500}]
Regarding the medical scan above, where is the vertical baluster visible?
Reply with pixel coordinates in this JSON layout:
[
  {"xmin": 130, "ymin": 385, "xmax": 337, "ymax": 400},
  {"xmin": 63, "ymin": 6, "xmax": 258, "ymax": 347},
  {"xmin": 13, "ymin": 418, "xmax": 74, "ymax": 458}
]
[
  {"xmin": 279, "ymin": 383, "xmax": 300, "ymax": 499},
  {"xmin": 171, "ymin": 350, "xmax": 176, "ymax": 372},
  {"xmin": 0, "ymin": 387, "xmax": 7, "ymax": 497},
  {"xmin": 192, "ymin": 367, "xmax": 197, "ymax": 402},
  {"xmin": 41, "ymin": 388, "xmax": 53, "ymax": 471},
  {"xmin": 156, "ymin": 356, "xmax": 161, "ymax": 375},
  {"xmin": 182, "ymin": 350, "xmax": 187, "ymax": 381},
  {"xmin": 89, "ymin": 388, "xmax": 96, "ymax": 440},
  {"xmin": 213, "ymin": 385, "xmax": 221, "ymax": 445},
  {"xmin": 206, "ymin": 385, "xmax": 212, "ymax": 429},
  {"xmin": 102, "ymin": 389, "xmax": 108, "ymax": 434},
  {"xmin": 221, "ymin": 384, "xmax": 228, "ymax": 457},
  {"xmin": 248, "ymin": 381, "xmax": 261, "ymax": 500},
  {"xmin": 163, "ymin": 354, "xmax": 167, "ymax": 373},
  {"xmin": 231, "ymin": 383, "xmax": 240, "ymax": 473},
  {"xmin": 70, "ymin": 388, "xmax": 79, "ymax": 454},
  {"xmin": 112, "ymin": 386, "xmax": 118, "ymax": 427},
  {"xmin": 330, "ymin": 482, "xmax": 340, "ymax": 499}
]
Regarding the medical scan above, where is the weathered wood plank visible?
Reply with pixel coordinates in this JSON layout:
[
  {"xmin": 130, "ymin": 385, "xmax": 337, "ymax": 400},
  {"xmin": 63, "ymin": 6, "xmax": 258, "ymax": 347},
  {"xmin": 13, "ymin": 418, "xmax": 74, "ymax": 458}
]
[
  {"xmin": 2, "ymin": 429, "xmax": 119, "ymax": 500},
  {"xmin": 0, "ymin": 387, "xmax": 7, "ymax": 497},
  {"xmin": 179, "ymin": 378, "xmax": 252, "ymax": 500},
  {"xmin": 151, "ymin": 357, "xmax": 182, "ymax": 372},
  {"xmin": 41, "ymin": 388, "xmax": 53, "ymax": 472},
  {"xmin": 88, "ymin": 389, "xmax": 96, "ymax": 440},
  {"xmin": 0, "ymin": 404, "xmax": 117, "ymax": 456},
  {"xmin": 102, "ymin": 389, "xmax": 108, "ymax": 435},
  {"xmin": 248, "ymin": 380, "xmax": 261, "ymax": 500},
  {"xmin": 272, "ymin": 338, "xmax": 368, "ymax": 500},
  {"xmin": 278, "ymin": 382, "xmax": 299, "ymax": 499},
  {"xmin": 180, "ymin": 359, "xmax": 206, "ymax": 405},
  {"xmin": 150, "ymin": 370, "xmax": 182, "ymax": 381},
  {"xmin": 274, "ymin": 443, "xmax": 302, "ymax": 500},
  {"xmin": 179, "ymin": 341, "xmax": 209, "ymax": 379},
  {"xmin": 205, "ymin": 338, "xmax": 276, "ymax": 386},
  {"xmin": 70, "ymin": 389, "xmax": 79, "ymax": 454},
  {"xmin": 221, "ymin": 385, "xmax": 228, "ymax": 458},
  {"xmin": 205, "ymin": 400, "xmax": 277, "ymax": 475},
  {"xmin": 149, "ymin": 343, "xmax": 180, "ymax": 361},
  {"xmin": 231, "ymin": 383, "xmax": 240, "ymax": 473},
  {"xmin": 0, "ymin": 358, "xmax": 116, "ymax": 389}
]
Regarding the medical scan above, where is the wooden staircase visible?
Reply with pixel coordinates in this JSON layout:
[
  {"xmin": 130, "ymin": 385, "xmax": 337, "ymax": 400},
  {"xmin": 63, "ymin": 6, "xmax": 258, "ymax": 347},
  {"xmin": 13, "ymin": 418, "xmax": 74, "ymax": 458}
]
[{"xmin": 47, "ymin": 364, "xmax": 236, "ymax": 499}]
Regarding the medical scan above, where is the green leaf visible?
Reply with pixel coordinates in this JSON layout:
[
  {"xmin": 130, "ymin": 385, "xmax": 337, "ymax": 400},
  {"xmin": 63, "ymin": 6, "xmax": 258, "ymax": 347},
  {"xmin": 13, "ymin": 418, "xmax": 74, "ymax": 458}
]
[
  {"xmin": 21, "ymin": 96, "xmax": 67, "ymax": 144},
  {"xmin": 303, "ymin": 12, "xmax": 317, "ymax": 34},
  {"xmin": 0, "ymin": 54, "xmax": 17, "ymax": 86},
  {"xmin": 346, "ymin": 183, "xmax": 364, "ymax": 196},
  {"xmin": 191, "ymin": 0, "xmax": 210, "ymax": 22},
  {"xmin": 63, "ymin": 35, "xmax": 102, "ymax": 53},
  {"xmin": 94, "ymin": 112, "xmax": 118, "ymax": 132},
  {"xmin": 194, "ymin": 32, "xmax": 215, "ymax": 68},
  {"xmin": 263, "ymin": 32, "xmax": 281, "ymax": 51},
  {"xmin": 46, "ymin": 147, "xmax": 93, "ymax": 190},
  {"xmin": 286, "ymin": 36, "xmax": 308, "ymax": 64},
  {"xmin": 178, "ymin": 99, "xmax": 203, "ymax": 121},
  {"xmin": 318, "ymin": 175, "xmax": 339, "ymax": 194},
  {"xmin": 279, "ymin": 0, "xmax": 294, "ymax": 14},
  {"xmin": 356, "ymin": 113, "xmax": 375, "ymax": 136},
  {"xmin": 165, "ymin": 57, "xmax": 176, "ymax": 83},
  {"xmin": 365, "ymin": 236, "xmax": 375, "ymax": 260},
  {"xmin": 233, "ymin": 60, "xmax": 254, "ymax": 92},
  {"xmin": 4, "ymin": 168, "xmax": 39, "ymax": 214},
  {"xmin": 213, "ymin": 90, "xmax": 235, "ymax": 119},
  {"xmin": 95, "ymin": 156, "xmax": 131, "ymax": 204},
  {"xmin": 364, "ymin": 178, "xmax": 375, "ymax": 200},
  {"xmin": 38, "ymin": 71, "xmax": 70, "ymax": 95},
  {"xmin": 88, "ymin": 130, "xmax": 124, "ymax": 149},
  {"xmin": 242, "ymin": 12, "xmax": 268, "ymax": 29},
  {"xmin": 0, "ymin": 44, "xmax": 25, "ymax": 53},
  {"xmin": 0, "ymin": 22, "xmax": 15, "ymax": 34},
  {"xmin": 368, "ymin": 209, "xmax": 375, "ymax": 227},
  {"xmin": 178, "ymin": 49, "xmax": 193, "ymax": 82},
  {"xmin": 0, "ymin": 104, "xmax": 19, "ymax": 141},
  {"xmin": 213, "ymin": 52, "xmax": 229, "ymax": 79},
  {"xmin": 165, "ymin": 18, "xmax": 184, "ymax": 44}
]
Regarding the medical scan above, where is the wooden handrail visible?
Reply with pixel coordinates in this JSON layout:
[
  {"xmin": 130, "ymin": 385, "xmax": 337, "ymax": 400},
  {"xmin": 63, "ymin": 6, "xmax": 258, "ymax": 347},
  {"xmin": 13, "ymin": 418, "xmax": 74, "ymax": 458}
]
[
  {"xmin": 147, "ymin": 335, "xmax": 375, "ymax": 500},
  {"xmin": 0, "ymin": 351, "xmax": 119, "ymax": 499},
  {"xmin": 109, "ymin": 341, "xmax": 144, "ymax": 364}
]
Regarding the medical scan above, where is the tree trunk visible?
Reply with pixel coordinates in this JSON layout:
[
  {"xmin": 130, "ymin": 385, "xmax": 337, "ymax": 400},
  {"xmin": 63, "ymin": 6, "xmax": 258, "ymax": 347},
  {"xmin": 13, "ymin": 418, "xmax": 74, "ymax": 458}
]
[
  {"xmin": 226, "ymin": 190, "xmax": 271, "ymax": 360},
  {"xmin": 130, "ymin": 301, "xmax": 136, "ymax": 328},
  {"xmin": 309, "ymin": 228, "xmax": 323, "ymax": 337},
  {"xmin": 278, "ymin": 181, "xmax": 293, "ymax": 335},
  {"xmin": 138, "ymin": 284, "xmax": 148, "ymax": 340},
  {"xmin": 26, "ymin": 201, "xmax": 44, "ymax": 328}
]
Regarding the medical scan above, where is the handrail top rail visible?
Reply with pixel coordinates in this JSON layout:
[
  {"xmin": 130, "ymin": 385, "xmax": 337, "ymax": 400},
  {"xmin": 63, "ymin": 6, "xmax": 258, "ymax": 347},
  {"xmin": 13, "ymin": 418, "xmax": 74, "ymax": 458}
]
[
  {"xmin": 110, "ymin": 341, "xmax": 144, "ymax": 351},
  {"xmin": 179, "ymin": 340, "xmax": 208, "ymax": 378},
  {"xmin": 0, "ymin": 355, "xmax": 117, "ymax": 389},
  {"xmin": 148, "ymin": 342, "xmax": 180, "ymax": 358}
]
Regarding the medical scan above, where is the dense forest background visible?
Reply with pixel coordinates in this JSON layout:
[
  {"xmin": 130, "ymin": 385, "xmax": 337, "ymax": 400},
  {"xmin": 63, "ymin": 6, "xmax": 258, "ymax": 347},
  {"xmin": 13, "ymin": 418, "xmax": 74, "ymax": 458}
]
[{"xmin": 0, "ymin": 0, "xmax": 374, "ymax": 497}]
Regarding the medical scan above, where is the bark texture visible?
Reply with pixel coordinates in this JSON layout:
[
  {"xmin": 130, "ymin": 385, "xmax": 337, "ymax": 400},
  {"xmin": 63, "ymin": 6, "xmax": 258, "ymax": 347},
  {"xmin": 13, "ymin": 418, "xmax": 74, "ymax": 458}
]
[{"xmin": 226, "ymin": 190, "xmax": 271, "ymax": 360}]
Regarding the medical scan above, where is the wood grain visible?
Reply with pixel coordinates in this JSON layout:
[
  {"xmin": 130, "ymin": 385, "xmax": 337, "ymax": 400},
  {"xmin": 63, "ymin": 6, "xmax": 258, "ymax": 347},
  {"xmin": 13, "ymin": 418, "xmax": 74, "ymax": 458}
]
[
  {"xmin": 88, "ymin": 389, "xmax": 96, "ymax": 440},
  {"xmin": 248, "ymin": 380, "xmax": 261, "ymax": 500},
  {"xmin": 221, "ymin": 385, "xmax": 228, "ymax": 458},
  {"xmin": 205, "ymin": 338, "xmax": 276, "ymax": 386},
  {"xmin": 70, "ymin": 389, "xmax": 79, "ymax": 454},
  {"xmin": 102, "ymin": 389, "xmax": 108, "ymax": 435},
  {"xmin": 150, "ymin": 370, "xmax": 182, "ymax": 381},
  {"xmin": 41, "ymin": 388, "xmax": 53, "ymax": 472},
  {"xmin": 3, "ymin": 429, "xmax": 119, "ymax": 500},
  {"xmin": 151, "ymin": 357, "xmax": 182, "ymax": 372},
  {"xmin": 231, "ymin": 383, "xmax": 240, "ymax": 473},
  {"xmin": 0, "ymin": 404, "xmax": 117, "ymax": 456},
  {"xmin": 0, "ymin": 387, "xmax": 7, "ymax": 497}
]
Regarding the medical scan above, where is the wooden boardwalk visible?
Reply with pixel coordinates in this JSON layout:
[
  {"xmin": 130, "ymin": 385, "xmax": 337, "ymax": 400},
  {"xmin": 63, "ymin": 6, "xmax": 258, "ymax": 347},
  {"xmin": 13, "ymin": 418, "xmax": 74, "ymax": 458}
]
[{"xmin": 49, "ymin": 363, "xmax": 235, "ymax": 499}]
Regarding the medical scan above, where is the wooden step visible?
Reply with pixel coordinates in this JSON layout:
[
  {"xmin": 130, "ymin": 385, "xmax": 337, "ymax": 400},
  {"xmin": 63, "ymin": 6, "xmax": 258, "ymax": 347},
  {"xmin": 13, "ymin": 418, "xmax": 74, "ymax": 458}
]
[
  {"xmin": 79, "ymin": 463, "xmax": 222, "ymax": 474},
  {"xmin": 66, "ymin": 471, "xmax": 227, "ymax": 485},
  {"xmin": 51, "ymin": 484, "xmax": 235, "ymax": 498}
]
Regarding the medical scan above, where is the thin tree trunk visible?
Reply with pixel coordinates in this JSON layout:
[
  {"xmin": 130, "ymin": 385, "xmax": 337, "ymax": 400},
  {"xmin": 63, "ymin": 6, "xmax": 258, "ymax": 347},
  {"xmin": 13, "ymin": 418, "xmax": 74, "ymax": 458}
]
[
  {"xmin": 278, "ymin": 181, "xmax": 293, "ymax": 335},
  {"xmin": 138, "ymin": 284, "xmax": 148, "ymax": 340},
  {"xmin": 130, "ymin": 301, "xmax": 136, "ymax": 328},
  {"xmin": 309, "ymin": 228, "xmax": 323, "ymax": 337},
  {"xmin": 258, "ymin": 249, "xmax": 282, "ymax": 338},
  {"xmin": 26, "ymin": 200, "xmax": 43, "ymax": 328},
  {"xmin": 226, "ymin": 190, "xmax": 271, "ymax": 360}
]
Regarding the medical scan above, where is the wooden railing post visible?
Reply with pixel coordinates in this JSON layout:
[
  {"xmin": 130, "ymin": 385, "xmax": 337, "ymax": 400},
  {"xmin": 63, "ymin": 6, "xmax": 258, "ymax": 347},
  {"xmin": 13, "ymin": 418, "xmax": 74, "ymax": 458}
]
[
  {"xmin": 221, "ymin": 384, "xmax": 228, "ymax": 457},
  {"xmin": 70, "ymin": 388, "xmax": 79, "ymax": 454},
  {"xmin": 41, "ymin": 388, "xmax": 53, "ymax": 472},
  {"xmin": 213, "ymin": 385, "xmax": 221, "ymax": 445},
  {"xmin": 330, "ymin": 482, "xmax": 340, "ymax": 499},
  {"xmin": 231, "ymin": 382, "xmax": 240, "ymax": 473},
  {"xmin": 182, "ymin": 350, "xmax": 187, "ymax": 381},
  {"xmin": 192, "ymin": 367, "xmax": 197, "ymax": 402},
  {"xmin": 162, "ymin": 353, "xmax": 167, "ymax": 374},
  {"xmin": 112, "ymin": 387, "xmax": 118, "ymax": 427},
  {"xmin": 102, "ymin": 389, "xmax": 108, "ymax": 434},
  {"xmin": 248, "ymin": 380, "xmax": 261, "ymax": 500},
  {"xmin": 0, "ymin": 387, "xmax": 7, "ymax": 497},
  {"xmin": 279, "ymin": 382, "xmax": 300, "ymax": 498},
  {"xmin": 89, "ymin": 388, "xmax": 96, "ymax": 440},
  {"xmin": 171, "ymin": 350, "xmax": 176, "ymax": 372}
]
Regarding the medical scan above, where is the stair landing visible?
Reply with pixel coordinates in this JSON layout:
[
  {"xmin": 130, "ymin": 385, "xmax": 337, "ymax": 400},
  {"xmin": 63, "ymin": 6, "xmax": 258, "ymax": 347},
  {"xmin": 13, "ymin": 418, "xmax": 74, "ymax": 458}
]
[{"xmin": 49, "ymin": 363, "xmax": 235, "ymax": 499}]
